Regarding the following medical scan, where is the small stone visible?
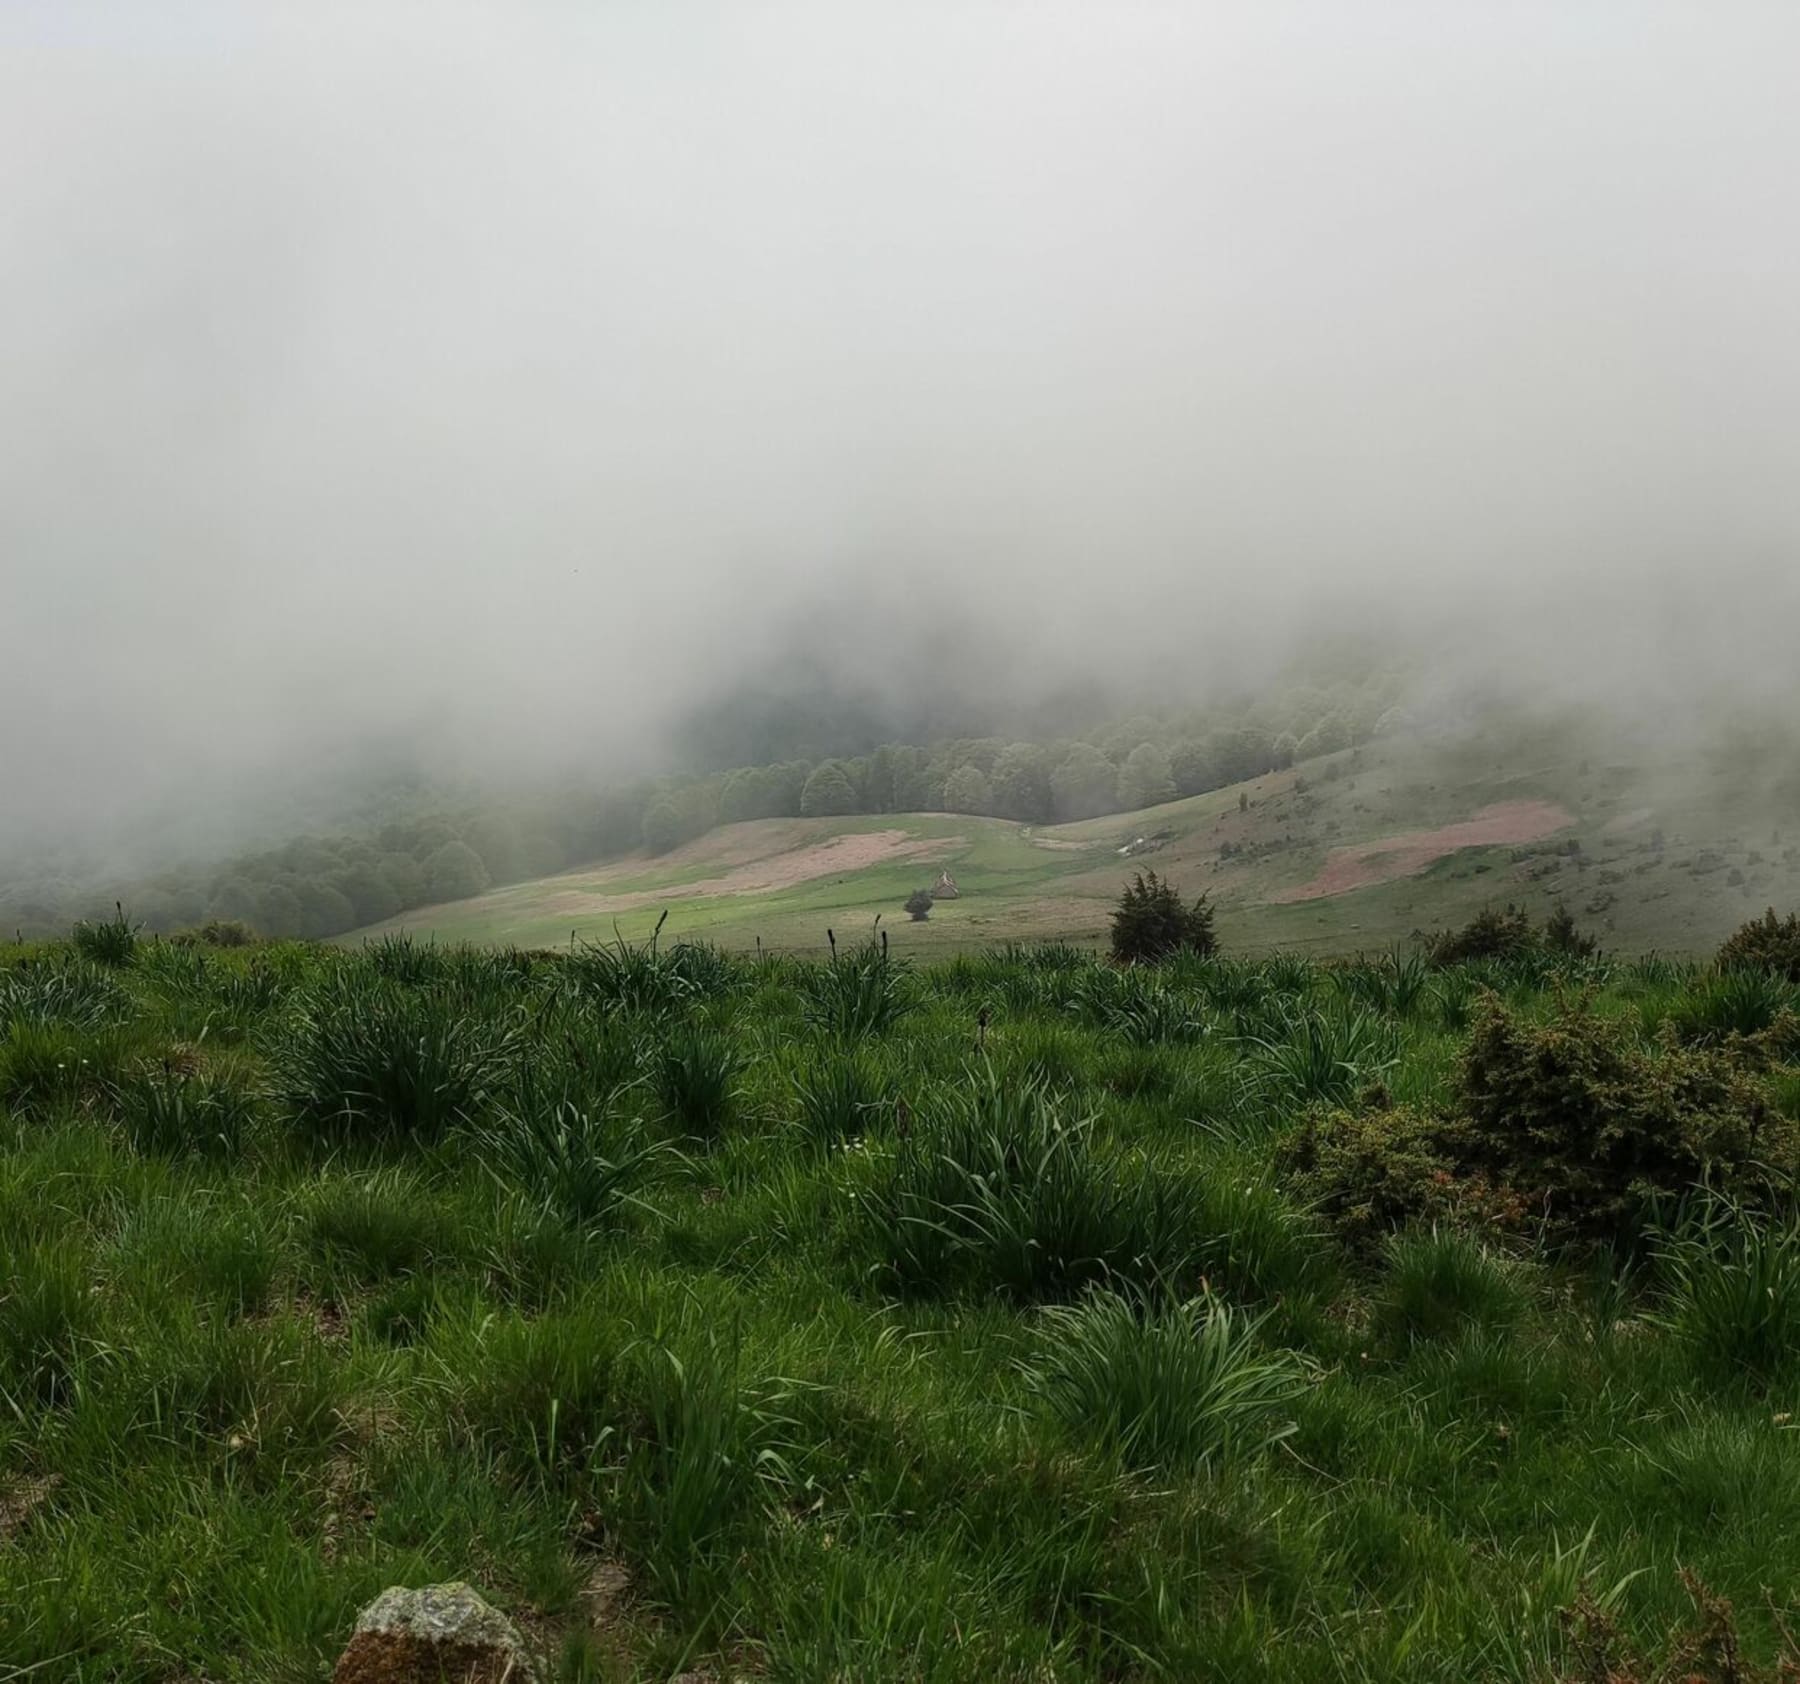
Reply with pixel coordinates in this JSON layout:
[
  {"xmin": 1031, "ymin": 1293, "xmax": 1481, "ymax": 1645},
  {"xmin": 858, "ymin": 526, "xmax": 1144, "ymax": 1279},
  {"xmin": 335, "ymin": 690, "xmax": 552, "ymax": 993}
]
[{"xmin": 332, "ymin": 1583, "xmax": 539, "ymax": 1684}]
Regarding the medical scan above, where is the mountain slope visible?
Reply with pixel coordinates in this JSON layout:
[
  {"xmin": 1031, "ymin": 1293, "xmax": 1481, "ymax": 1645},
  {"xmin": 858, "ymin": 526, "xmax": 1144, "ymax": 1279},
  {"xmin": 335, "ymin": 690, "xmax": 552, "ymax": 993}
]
[{"xmin": 341, "ymin": 726, "xmax": 1800, "ymax": 956}]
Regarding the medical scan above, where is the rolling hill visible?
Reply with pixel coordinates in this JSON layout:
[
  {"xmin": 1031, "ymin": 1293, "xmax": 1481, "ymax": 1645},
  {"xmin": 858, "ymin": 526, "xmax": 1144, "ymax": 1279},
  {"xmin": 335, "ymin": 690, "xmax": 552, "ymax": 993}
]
[{"xmin": 341, "ymin": 723, "xmax": 1800, "ymax": 957}]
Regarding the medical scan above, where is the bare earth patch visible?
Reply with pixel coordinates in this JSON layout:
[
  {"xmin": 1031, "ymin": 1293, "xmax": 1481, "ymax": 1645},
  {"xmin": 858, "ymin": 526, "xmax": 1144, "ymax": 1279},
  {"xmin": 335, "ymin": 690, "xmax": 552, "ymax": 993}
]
[
  {"xmin": 539, "ymin": 829, "xmax": 962, "ymax": 917},
  {"xmin": 1268, "ymin": 800, "xmax": 1574, "ymax": 904}
]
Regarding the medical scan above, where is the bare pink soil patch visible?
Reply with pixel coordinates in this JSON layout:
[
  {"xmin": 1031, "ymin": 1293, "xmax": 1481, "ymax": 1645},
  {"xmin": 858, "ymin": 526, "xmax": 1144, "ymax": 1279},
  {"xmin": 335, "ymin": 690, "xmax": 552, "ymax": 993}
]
[
  {"xmin": 1269, "ymin": 800, "xmax": 1574, "ymax": 905},
  {"xmin": 541, "ymin": 830, "xmax": 962, "ymax": 917}
]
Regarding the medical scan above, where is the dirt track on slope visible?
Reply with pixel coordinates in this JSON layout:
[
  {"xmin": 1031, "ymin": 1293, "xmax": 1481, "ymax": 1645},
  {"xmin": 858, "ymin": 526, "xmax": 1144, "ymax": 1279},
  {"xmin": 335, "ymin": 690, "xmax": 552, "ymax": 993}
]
[{"xmin": 1268, "ymin": 800, "xmax": 1573, "ymax": 904}]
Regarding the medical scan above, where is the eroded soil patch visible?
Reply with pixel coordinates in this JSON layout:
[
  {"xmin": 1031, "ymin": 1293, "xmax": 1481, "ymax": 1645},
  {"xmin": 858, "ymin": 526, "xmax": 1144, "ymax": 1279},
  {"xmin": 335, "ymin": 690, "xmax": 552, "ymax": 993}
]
[{"xmin": 1269, "ymin": 800, "xmax": 1573, "ymax": 904}]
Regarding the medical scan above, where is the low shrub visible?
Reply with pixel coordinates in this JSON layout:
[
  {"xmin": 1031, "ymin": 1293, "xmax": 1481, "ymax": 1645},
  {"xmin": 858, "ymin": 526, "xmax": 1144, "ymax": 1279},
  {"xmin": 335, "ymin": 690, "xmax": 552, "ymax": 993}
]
[
  {"xmin": 1281, "ymin": 1103, "xmax": 1524, "ymax": 1253},
  {"xmin": 1286, "ymin": 994, "xmax": 1795, "ymax": 1247},
  {"xmin": 1460, "ymin": 993, "xmax": 1794, "ymax": 1241},
  {"xmin": 1426, "ymin": 904, "xmax": 1537, "ymax": 967},
  {"xmin": 1718, "ymin": 908, "xmax": 1800, "ymax": 983}
]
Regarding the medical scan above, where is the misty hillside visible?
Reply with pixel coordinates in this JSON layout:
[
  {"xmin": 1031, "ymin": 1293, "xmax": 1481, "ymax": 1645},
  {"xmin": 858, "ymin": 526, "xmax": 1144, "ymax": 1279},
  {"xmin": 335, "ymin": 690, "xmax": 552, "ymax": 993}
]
[{"xmin": 343, "ymin": 715, "xmax": 1800, "ymax": 958}]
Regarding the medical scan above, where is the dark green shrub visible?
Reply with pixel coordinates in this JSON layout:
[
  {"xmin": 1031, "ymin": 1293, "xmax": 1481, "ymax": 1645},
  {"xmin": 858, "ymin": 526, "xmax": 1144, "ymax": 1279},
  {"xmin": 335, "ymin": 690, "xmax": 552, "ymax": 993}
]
[
  {"xmin": 1459, "ymin": 994, "xmax": 1794, "ymax": 1241},
  {"xmin": 1718, "ymin": 908, "xmax": 1800, "ymax": 983},
  {"xmin": 1288, "ymin": 995, "xmax": 1796, "ymax": 1248},
  {"xmin": 1281, "ymin": 1104, "xmax": 1524, "ymax": 1253},
  {"xmin": 904, "ymin": 889, "xmax": 934, "ymax": 922},
  {"xmin": 1542, "ymin": 902, "xmax": 1598, "ymax": 959},
  {"xmin": 1426, "ymin": 905, "xmax": 1535, "ymax": 966},
  {"xmin": 1110, "ymin": 871, "xmax": 1216, "ymax": 965},
  {"xmin": 194, "ymin": 919, "xmax": 255, "ymax": 947}
]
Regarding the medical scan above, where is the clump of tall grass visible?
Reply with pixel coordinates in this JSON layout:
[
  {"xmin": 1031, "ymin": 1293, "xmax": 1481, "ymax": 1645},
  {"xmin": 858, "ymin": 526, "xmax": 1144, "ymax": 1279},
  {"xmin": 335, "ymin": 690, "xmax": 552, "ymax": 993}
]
[
  {"xmin": 792, "ymin": 1048, "xmax": 884, "ymax": 1149},
  {"xmin": 113, "ymin": 1196, "xmax": 280, "ymax": 1317},
  {"xmin": 1329, "ymin": 950, "xmax": 1431, "ymax": 1018},
  {"xmin": 655, "ymin": 1022, "xmax": 743, "ymax": 1141},
  {"xmin": 301, "ymin": 1169, "xmax": 455, "ymax": 1284},
  {"xmin": 562, "ymin": 921, "xmax": 742, "ymax": 1018},
  {"xmin": 0, "ymin": 1237, "xmax": 97, "ymax": 1407},
  {"xmin": 1373, "ymin": 1228, "xmax": 1525, "ymax": 1346},
  {"xmin": 1066, "ymin": 966, "xmax": 1204, "ymax": 1045},
  {"xmin": 133, "ymin": 940, "xmax": 213, "ymax": 998},
  {"xmin": 612, "ymin": 1332, "xmax": 802, "ymax": 1608},
  {"xmin": 1028, "ymin": 1289, "xmax": 1305, "ymax": 1472},
  {"xmin": 1664, "ymin": 968, "xmax": 1797, "ymax": 1046},
  {"xmin": 469, "ymin": 1097, "xmax": 674, "ymax": 1230},
  {"xmin": 1250, "ymin": 1000, "xmax": 1397, "ymax": 1110},
  {"xmin": 1655, "ymin": 1197, "xmax": 1800, "ymax": 1386},
  {"xmin": 362, "ymin": 932, "xmax": 452, "ymax": 986},
  {"xmin": 117, "ymin": 1063, "xmax": 259, "ymax": 1157},
  {"xmin": 278, "ymin": 972, "xmax": 515, "ymax": 1145},
  {"xmin": 800, "ymin": 934, "xmax": 914, "ymax": 1039},
  {"xmin": 0, "ymin": 958, "xmax": 131, "ymax": 1030},
  {"xmin": 122, "ymin": 1314, "xmax": 342, "ymax": 1465},
  {"xmin": 71, "ymin": 904, "xmax": 139, "ymax": 968},
  {"xmin": 866, "ymin": 1066, "xmax": 1199, "ymax": 1302},
  {"xmin": 0, "ymin": 1020, "xmax": 126, "ymax": 1114}
]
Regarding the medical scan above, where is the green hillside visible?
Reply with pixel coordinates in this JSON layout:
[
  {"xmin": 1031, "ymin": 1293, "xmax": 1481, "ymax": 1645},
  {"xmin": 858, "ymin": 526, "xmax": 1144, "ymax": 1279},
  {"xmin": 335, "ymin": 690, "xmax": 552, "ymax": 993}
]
[{"xmin": 345, "ymin": 724, "xmax": 1800, "ymax": 957}]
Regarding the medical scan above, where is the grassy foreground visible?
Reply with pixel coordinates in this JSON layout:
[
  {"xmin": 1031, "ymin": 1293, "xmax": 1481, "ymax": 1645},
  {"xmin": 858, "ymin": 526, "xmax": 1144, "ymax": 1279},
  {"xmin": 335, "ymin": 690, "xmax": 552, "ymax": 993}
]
[{"xmin": 5, "ymin": 925, "xmax": 1800, "ymax": 1681}]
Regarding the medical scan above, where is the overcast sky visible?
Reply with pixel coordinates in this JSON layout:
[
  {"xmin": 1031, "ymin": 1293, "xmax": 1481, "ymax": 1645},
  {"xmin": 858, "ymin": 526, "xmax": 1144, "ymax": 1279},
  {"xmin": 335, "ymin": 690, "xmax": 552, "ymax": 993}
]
[{"xmin": 4, "ymin": 3, "xmax": 1797, "ymax": 843}]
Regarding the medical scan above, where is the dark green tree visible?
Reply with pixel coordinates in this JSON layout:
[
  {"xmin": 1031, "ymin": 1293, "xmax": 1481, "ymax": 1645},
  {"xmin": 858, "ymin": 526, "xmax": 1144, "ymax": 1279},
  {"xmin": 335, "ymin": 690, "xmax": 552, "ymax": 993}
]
[
  {"xmin": 801, "ymin": 760, "xmax": 859, "ymax": 817},
  {"xmin": 1050, "ymin": 743, "xmax": 1119, "ymax": 820},
  {"xmin": 1109, "ymin": 871, "xmax": 1216, "ymax": 964},
  {"xmin": 424, "ymin": 840, "xmax": 491, "ymax": 902}
]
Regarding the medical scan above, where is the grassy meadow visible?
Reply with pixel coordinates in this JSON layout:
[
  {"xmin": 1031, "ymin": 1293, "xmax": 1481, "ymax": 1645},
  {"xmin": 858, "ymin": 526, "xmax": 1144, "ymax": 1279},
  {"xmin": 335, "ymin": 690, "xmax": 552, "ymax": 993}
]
[{"xmin": 6, "ymin": 914, "xmax": 1800, "ymax": 1680}]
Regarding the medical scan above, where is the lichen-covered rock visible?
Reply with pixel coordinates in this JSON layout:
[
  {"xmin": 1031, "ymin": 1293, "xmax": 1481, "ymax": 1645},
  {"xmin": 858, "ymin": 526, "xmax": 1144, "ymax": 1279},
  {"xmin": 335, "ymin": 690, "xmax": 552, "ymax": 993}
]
[{"xmin": 332, "ymin": 1582, "xmax": 539, "ymax": 1684}]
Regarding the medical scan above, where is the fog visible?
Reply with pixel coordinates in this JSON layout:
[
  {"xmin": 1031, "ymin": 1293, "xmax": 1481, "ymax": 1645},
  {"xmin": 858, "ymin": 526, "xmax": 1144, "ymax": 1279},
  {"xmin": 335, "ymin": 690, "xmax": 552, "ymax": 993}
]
[{"xmin": 4, "ymin": 3, "xmax": 1798, "ymax": 857}]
